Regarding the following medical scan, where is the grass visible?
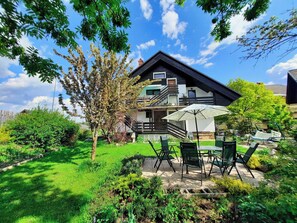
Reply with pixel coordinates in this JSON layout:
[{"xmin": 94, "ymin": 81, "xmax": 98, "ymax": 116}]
[{"xmin": 0, "ymin": 140, "xmax": 266, "ymax": 222}]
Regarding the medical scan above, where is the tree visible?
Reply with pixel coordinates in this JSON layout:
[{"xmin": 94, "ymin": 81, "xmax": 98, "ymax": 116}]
[
  {"xmin": 176, "ymin": 0, "xmax": 270, "ymax": 41},
  {"xmin": 227, "ymin": 78, "xmax": 293, "ymax": 134},
  {"xmin": 238, "ymin": 9, "xmax": 297, "ymax": 60},
  {"xmin": 55, "ymin": 44, "xmax": 150, "ymax": 160},
  {"xmin": 0, "ymin": 0, "xmax": 130, "ymax": 82}
]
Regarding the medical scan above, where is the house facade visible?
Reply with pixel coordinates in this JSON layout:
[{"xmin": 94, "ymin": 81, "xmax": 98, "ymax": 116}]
[
  {"xmin": 125, "ymin": 51, "xmax": 240, "ymax": 139},
  {"xmin": 286, "ymin": 69, "xmax": 297, "ymax": 118}
]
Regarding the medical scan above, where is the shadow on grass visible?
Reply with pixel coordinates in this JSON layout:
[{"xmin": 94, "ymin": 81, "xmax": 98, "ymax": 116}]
[{"xmin": 0, "ymin": 141, "xmax": 95, "ymax": 222}]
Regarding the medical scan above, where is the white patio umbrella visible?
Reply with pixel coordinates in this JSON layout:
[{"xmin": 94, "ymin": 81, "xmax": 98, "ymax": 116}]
[{"xmin": 162, "ymin": 104, "xmax": 230, "ymax": 147}]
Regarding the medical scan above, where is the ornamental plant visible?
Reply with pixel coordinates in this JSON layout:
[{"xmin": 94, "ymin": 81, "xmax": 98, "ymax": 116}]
[{"xmin": 6, "ymin": 107, "xmax": 79, "ymax": 149}]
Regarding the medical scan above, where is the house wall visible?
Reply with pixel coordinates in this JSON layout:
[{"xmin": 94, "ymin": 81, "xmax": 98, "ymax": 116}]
[
  {"xmin": 137, "ymin": 111, "xmax": 149, "ymax": 122},
  {"xmin": 185, "ymin": 86, "xmax": 213, "ymax": 97},
  {"xmin": 286, "ymin": 74, "xmax": 297, "ymax": 104},
  {"xmin": 213, "ymin": 92, "xmax": 233, "ymax": 106},
  {"xmin": 138, "ymin": 64, "xmax": 187, "ymax": 85}
]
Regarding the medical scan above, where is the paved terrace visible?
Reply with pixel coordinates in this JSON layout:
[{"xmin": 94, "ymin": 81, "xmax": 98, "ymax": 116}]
[{"xmin": 142, "ymin": 157, "xmax": 264, "ymax": 190}]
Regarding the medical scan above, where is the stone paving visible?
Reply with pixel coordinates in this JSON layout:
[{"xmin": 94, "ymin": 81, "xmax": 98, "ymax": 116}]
[{"xmin": 142, "ymin": 157, "xmax": 264, "ymax": 190}]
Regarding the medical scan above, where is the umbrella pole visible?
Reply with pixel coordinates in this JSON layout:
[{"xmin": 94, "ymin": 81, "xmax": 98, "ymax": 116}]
[{"xmin": 195, "ymin": 115, "xmax": 200, "ymax": 147}]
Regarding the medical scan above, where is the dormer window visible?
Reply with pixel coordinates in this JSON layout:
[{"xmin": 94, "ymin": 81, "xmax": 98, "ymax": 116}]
[{"xmin": 153, "ymin": 72, "xmax": 166, "ymax": 79}]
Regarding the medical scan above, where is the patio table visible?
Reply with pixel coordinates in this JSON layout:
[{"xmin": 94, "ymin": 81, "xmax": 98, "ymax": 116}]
[
  {"xmin": 197, "ymin": 146, "xmax": 222, "ymax": 151},
  {"xmin": 197, "ymin": 146, "xmax": 222, "ymax": 162}
]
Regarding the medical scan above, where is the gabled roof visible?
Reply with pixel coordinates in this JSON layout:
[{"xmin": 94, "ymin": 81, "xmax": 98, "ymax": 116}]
[
  {"xmin": 265, "ymin": 84, "xmax": 286, "ymax": 96},
  {"xmin": 131, "ymin": 51, "xmax": 240, "ymax": 101}
]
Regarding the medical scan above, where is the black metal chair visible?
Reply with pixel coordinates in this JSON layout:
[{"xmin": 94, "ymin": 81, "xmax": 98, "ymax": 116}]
[
  {"xmin": 215, "ymin": 135, "xmax": 225, "ymax": 148},
  {"xmin": 160, "ymin": 136, "xmax": 179, "ymax": 160},
  {"xmin": 148, "ymin": 140, "xmax": 175, "ymax": 172},
  {"xmin": 208, "ymin": 141, "xmax": 242, "ymax": 180},
  {"xmin": 180, "ymin": 142, "xmax": 205, "ymax": 185},
  {"xmin": 236, "ymin": 142, "xmax": 259, "ymax": 178}
]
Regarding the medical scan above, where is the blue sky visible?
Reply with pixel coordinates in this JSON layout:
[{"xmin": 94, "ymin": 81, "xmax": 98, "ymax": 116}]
[{"xmin": 0, "ymin": 0, "xmax": 296, "ymax": 113}]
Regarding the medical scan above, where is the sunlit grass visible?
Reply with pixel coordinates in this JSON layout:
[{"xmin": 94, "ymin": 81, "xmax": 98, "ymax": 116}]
[{"xmin": 0, "ymin": 139, "xmax": 265, "ymax": 222}]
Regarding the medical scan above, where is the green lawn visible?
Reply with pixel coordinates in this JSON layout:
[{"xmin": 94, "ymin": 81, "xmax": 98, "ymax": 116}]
[{"xmin": 0, "ymin": 140, "xmax": 260, "ymax": 223}]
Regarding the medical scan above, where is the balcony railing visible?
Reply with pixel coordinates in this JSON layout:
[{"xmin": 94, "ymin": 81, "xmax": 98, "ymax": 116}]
[{"xmin": 179, "ymin": 96, "xmax": 214, "ymax": 105}]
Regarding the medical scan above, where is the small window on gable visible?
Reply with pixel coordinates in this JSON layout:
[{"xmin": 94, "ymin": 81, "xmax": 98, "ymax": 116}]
[{"xmin": 153, "ymin": 72, "xmax": 166, "ymax": 79}]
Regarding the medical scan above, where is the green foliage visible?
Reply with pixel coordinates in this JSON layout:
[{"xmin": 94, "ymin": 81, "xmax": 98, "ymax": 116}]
[
  {"xmin": 238, "ymin": 181, "xmax": 297, "ymax": 223},
  {"xmin": 0, "ymin": 143, "xmax": 43, "ymax": 168},
  {"xmin": 161, "ymin": 192, "xmax": 196, "ymax": 222},
  {"xmin": 78, "ymin": 128, "xmax": 92, "ymax": 141},
  {"xmin": 96, "ymin": 205, "xmax": 118, "ymax": 223},
  {"xmin": 227, "ymin": 79, "xmax": 294, "ymax": 135},
  {"xmin": 213, "ymin": 176, "xmax": 253, "ymax": 195},
  {"xmin": 77, "ymin": 160, "xmax": 104, "ymax": 173},
  {"xmin": 6, "ymin": 107, "xmax": 79, "ymax": 149},
  {"xmin": 0, "ymin": 125, "xmax": 12, "ymax": 144},
  {"xmin": 0, "ymin": 0, "xmax": 131, "ymax": 82},
  {"xmin": 278, "ymin": 140, "xmax": 297, "ymax": 156},
  {"xmin": 247, "ymin": 155, "xmax": 262, "ymax": 169},
  {"xmin": 136, "ymin": 135, "xmax": 144, "ymax": 143},
  {"xmin": 238, "ymin": 9, "xmax": 297, "ymax": 60},
  {"xmin": 177, "ymin": 0, "xmax": 270, "ymax": 41},
  {"xmin": 120, "ymin": 155, "xmax": 144, "ymax": 176},
  {"xmin": 258, "ymin": 155, "xmax": 277, "ymax": 172}
]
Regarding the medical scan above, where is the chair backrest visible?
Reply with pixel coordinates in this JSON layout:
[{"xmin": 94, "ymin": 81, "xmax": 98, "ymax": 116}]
[
  {"xmin": 215, "ymin": 135, "xmax": 225, "ymax": 148},
  {"xmin": 242, "ymin": 142, "xmax": 259, "ymax": 163},
  {"xmin": 160, "ymin": 136, "xmax": 169, "ymax": 152},
  {"xmin": 180, "ymin": 142, "xmax": 202, "ymax": 167},
  {"xmin": 148, "ymin": 140, "xmax": 160, "ymax": 157},
  {"xmin": 221, "ymin": 141, "xmax": 237, "ymax": 166}
]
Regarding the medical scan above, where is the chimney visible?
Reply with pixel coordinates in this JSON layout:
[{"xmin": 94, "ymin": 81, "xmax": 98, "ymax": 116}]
[{"xmin": 138, "ymin": 58, "xmax": 144, "ymax": 67}]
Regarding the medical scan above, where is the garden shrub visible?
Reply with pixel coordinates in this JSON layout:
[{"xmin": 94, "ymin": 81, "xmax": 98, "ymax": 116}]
[
  {"xmin": 247, "ymin": 155, "xmax": 262, "ymax": 169},
  {"xmin": 120, "ymin": 155, "xmax": 144, "ymax": 176},
  {"xmin": 213, "ymin": 176, "xmax": 253, "ymax": 195},
  {"xmin": 277, "ymin": 140, "xmax": 297, "ymax": 156},
  {"xmin": 258, "ymin": 155, "xmax": 277, "ymax": 172},
  {"xmin": 78, "ymin": 128, "xmax": 92, "ymax": 141},
  {"xmin": 6, "ymin": 107, "xmax": 79, "ymax": 149},
  {"xmin": 0, "ymin": 143, "xmax": 43, "ymax": 168},
  {"xmin": 0, "ymin": 125, "xmax": 12, "ymax": 144}
]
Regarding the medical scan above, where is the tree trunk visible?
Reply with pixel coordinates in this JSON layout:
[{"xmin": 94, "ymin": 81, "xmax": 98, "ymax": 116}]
[{"xmin": 91, "ymin": 128, "xmax": 98, "ymax": 160}]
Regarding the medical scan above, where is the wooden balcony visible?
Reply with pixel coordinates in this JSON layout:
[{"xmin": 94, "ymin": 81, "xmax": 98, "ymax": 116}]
[{"xmin": 179, "ymin": 96, "xmax": 214, "ymax": 105}]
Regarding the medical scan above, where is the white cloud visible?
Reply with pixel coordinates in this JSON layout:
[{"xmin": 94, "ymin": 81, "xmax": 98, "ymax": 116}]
[
  {"xmin": 137, "ymin": 40, "xmax": 156, "ymax": 50},
  {"xmin": 174, "ymin": 39, "xmax": 187, "ymax": 51},
  {"xmin": 267, "ymin": 54, "xmax": 297, "ymax": 75},
  {"xmin": 160, "ymin": 0, "xmax": 187, "ymax": 39},
  {"xmin": 0, "ymin": 57, "xmax": 18, "ymax": 78},
  {"xmin": 199, "ymin": 9, "xmax": 261, "ymax": 63},
  {"xmin": 204, "ymin": 62, "xmax": 214, "ymax": 68},
  {"xmin": 140, "ymin": 0, "xmax": 153, "ymax": 20},
  {"xmin": 170, "ymin": 53, "xmax": 214, "ymax": 68},
  {"xmin": 0, "ymin": 73, "xmax": 61, "ymax": 109},
  {"xmin": 265, "ymin": 81, "xmax": 275, "ymax": 85},
  {"xmin": 180, "ymin": 43, "xmax": 187, "ymax": 51},
  {"xmin": 0, "ymin": 36, "xmax": 35, "ymax": 78}
]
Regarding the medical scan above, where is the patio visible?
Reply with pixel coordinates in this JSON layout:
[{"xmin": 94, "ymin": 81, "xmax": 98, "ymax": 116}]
[{"xmin": 142, "ymin": 157, "xmax": 264, "ymax": 190}]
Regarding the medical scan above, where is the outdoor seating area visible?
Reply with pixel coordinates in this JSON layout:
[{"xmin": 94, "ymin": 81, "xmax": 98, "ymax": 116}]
[{"xmin": 144, "ymin": 139, "xmax": 264, "ymax": 190}]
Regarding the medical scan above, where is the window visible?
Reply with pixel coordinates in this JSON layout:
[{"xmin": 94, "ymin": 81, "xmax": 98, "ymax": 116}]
[
  {"xmin": 146, "ymin": 110, "xmax": 152, "ymax": 118},
  {"xmin": 153, "ymin": 72, "xmax": 166, "ymax": 79},
  {"xmin": 188, "ymin": 90, "xmax": 196, "ymax": 98},
  {"xmin": 146, "ymin": 89, "xmax": 160, "ymax": 95}
]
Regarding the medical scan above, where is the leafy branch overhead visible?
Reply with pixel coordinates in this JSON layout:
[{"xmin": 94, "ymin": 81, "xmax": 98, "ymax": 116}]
[
  {"xmin": 0, "ymin": 0, "xmax": 130, "ymax": 82},
  {"xmin": 176, "ymin": 0, "xmax": 270, "ymax": 41},
  {"xmin": 238, "ymin": 9, "xmax": 297, "ymax": 60}
]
